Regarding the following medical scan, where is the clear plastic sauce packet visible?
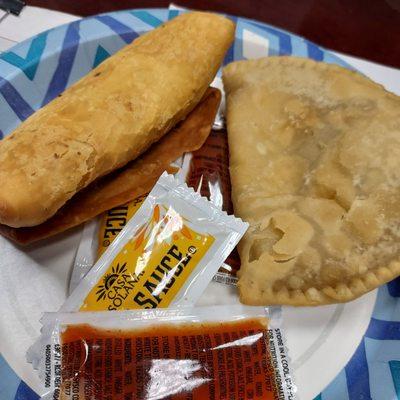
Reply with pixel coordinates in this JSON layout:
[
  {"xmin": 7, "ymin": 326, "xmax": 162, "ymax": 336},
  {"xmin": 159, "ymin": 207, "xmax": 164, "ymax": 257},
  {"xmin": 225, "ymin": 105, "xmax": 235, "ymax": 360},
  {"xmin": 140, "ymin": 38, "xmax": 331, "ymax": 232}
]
[
  {"xmin": 62, "ymin": 172, "xmax": 247, "ymax": 312},
  {"xmin": 97, "ymin": 193, "xmax": 147, "ymax": 259},
  {"xmin": 69, "ymin": 195, "xmax": 148, "ymax": 295},
  {"xmin": 70, "ymin": 82, "xmax": 238, "ymax": 291},
  {"xmin": 186, "ymin": 128, "xmax": 241, "ymax": 285},
  {"xmin": 36, "ymin": 305, "xmax": 297, "ymax": 400}
]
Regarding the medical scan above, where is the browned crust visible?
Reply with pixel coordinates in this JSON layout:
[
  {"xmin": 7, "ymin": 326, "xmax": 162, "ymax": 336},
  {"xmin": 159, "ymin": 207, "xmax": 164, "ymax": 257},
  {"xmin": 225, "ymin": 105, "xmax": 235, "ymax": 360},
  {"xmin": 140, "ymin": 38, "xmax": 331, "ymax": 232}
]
[{"xmin": 0, "ymin": 88, "xmax": 221, "ymax": 245}]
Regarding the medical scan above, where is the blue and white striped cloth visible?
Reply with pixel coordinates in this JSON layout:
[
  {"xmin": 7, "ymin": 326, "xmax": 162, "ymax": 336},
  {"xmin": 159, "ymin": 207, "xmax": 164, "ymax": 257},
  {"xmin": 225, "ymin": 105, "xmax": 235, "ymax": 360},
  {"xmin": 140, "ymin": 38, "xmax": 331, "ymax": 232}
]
[{"xmin": 0, "ymin": 7, "xmax": 399, "ymax": 399}]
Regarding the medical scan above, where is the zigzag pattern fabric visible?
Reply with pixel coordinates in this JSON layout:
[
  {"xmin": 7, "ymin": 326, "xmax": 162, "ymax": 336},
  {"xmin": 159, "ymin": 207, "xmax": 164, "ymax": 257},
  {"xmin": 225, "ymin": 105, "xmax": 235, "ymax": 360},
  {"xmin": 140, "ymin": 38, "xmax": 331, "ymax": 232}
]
[{"xmin": 0, "ymin": 8, "xmax": 398, "ymax": 400}]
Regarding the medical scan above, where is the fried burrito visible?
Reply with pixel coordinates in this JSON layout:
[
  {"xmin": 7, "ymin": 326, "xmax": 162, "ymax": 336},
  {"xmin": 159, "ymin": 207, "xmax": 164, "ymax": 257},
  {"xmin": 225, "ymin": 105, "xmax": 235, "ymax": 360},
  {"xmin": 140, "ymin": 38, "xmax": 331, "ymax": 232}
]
[
  {"xmin": 0, "ymin": 12, "xmax": 234, "ymax": 228},
  {"xmin": 0, "ymin": 88, "xmax": 221, "ymax": 244}
]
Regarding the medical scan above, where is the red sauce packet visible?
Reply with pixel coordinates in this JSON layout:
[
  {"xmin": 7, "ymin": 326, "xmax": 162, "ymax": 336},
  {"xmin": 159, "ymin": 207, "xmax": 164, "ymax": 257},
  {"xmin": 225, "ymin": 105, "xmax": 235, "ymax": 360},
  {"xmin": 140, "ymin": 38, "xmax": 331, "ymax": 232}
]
[
  {"xmin": 186, "ymin": 129, "xmax": 241, "ymax": 284},
  {"xmin": 34, "ymin": 305, "xmax": 297, "ymax": 400}
]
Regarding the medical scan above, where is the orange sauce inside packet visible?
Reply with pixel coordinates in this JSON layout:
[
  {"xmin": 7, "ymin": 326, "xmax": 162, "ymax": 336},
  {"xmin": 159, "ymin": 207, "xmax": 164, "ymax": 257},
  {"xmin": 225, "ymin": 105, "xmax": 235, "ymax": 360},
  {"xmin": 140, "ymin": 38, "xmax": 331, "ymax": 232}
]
[
  {"xmin": 83, "ymin": 203, "xmax": 215, "ymax": 311},
  {"xmin": 97, "ymin": 129, "xmax": 241, "ymax": 285},
  {"xmin": 97, "ymin": 194, "xmax": 147, "ymax": 259},
  {"xmin": 60, "ymin": 318, "xmax": 280, "ymax": 400}
]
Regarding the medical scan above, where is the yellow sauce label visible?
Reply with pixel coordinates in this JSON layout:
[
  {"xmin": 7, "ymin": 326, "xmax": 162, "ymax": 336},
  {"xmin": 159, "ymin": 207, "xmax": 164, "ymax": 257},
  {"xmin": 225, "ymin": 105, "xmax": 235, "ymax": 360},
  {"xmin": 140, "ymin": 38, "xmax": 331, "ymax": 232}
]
[
  {"xmin": 97, "ymin": 194, "xmax": 147, "ymax": 259},
  {"xmin": 82, "ymin": 204, "xmax": 215, "ymax": 311}
]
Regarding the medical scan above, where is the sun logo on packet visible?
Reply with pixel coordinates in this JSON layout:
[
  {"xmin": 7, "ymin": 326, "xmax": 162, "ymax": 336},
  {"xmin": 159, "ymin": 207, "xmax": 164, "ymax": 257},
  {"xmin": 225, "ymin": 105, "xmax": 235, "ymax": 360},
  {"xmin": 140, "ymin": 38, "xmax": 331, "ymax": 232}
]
[
  {"xmin": 80, "ymin": 204, "xmax": 215, "ymax": 311},
  {"xmin": 95, "ymin": 263, "xmax": 138, "ymax": 302}
]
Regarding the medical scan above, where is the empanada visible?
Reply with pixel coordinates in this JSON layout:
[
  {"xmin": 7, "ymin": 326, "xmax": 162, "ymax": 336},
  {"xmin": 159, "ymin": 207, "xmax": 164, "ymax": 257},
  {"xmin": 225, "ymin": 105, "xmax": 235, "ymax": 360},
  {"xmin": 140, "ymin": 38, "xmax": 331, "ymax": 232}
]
[{"xmin": 223, "ymin": 56, "xmax": 400, "ymax": 306}]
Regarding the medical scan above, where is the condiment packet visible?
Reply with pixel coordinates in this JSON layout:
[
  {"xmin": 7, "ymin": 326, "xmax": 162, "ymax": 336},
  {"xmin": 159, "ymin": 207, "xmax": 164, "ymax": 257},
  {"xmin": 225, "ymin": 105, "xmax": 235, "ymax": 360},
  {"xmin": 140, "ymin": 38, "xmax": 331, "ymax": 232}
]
[
  {"xmin": 185, "ymin": 127, "xmax": 241, "ymax": 285},
  {"xmin": 69, "ymin": 194, "xmax": 150, "ymax": 294},
  {"xmin": 69, "ymin": 157, "xmax": 185, "ymax": 295},
  {"xmin": 69, "ymin": 78, "xmax": 239, "ymax": 291},
  {"xmin": 63, "ymin": 172, "xmax": 247, "ymax": 312},
  {"xmin": 70, "ymin": 128, "xmax": 239, "ymax": 292},
  {"xmin": 34, "ymin": 305, "xmax": 297, "ymax": 400},
  {"xmin": 97, "ymin": 193, "xmax": 147, "ymax": 259}
]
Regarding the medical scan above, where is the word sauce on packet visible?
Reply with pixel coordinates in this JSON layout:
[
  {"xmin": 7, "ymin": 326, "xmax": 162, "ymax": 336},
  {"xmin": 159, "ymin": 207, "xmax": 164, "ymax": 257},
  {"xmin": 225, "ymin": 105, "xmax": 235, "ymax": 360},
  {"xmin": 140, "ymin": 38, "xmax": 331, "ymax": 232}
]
[
  {"xmin": 36, "ymin": 305, "xmax": 297, "ymax": 400},
  {"xmin": 68, "ymin": 194, "xmax": 148, "ymax": 294},
  {"xmin": 95, "ymin": 129, "xmax": 240, "ymax": 287},
  {"xmin": 62, "ymin": 172, "xmax": 247, "ymax": 312},
  {"xmin": 71, "ymin": 117, "xmax": 239, "ymax": 291},
  {"xmin": 97, "ymin": 193, "xmax": 147, "ymax": 259}
]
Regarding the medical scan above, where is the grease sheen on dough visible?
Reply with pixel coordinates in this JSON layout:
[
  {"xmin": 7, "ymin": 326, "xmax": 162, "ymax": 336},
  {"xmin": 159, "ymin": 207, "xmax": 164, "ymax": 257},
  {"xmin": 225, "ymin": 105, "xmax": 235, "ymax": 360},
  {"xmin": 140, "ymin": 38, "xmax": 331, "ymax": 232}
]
[
  {"xmin": 0, "ymin": 12, "xmax": 234, "ymax": 227},
  {"xmin": 223, "ymin": 56, "xmax": 400, "ymax": 306}
]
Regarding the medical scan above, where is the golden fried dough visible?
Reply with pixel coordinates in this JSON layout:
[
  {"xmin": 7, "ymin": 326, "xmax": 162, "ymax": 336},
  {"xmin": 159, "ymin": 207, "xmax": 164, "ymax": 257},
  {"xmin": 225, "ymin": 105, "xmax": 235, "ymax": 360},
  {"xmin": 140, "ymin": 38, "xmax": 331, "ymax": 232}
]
[
  {"xmin": 223, "ymin": 56, "xmax": 400, "ymax": 306},
  {"xmin": 0, "ymin": 12, "xmax": 234, "ymax": 227},
  {"xmin": 0, "ymin": 88, "xmax": 221, "ymax": 244}
]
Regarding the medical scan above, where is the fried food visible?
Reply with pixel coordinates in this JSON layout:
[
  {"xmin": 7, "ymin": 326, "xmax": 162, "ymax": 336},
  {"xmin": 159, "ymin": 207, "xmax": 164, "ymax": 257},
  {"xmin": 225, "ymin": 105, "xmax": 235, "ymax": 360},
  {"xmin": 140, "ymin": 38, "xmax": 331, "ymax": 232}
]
[
  {"xmin": 0, "ymin": 12, "xmax": 234, "ymax": 227},
  {"xmin": 223, "ymin": 56, "xmax": 400, "ymax": 305},
  {"xmin": 0, "ymin": 88, "xmax": 221, "ymax": 244}
]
